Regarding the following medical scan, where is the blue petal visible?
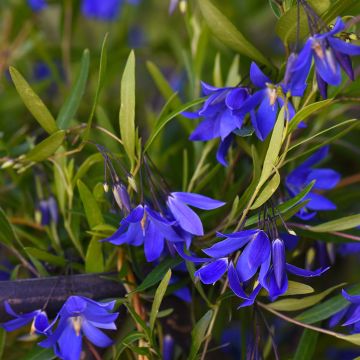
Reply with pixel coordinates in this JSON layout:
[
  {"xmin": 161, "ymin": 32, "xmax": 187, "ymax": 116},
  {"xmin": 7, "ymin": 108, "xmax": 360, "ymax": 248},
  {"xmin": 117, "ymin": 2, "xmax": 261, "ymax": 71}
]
[
  {"xmin": 57, "ymin": 323, "xmax": 82, "ymax": 360},
  {"xmin": 316, "ymin": 71, "xmax": 328, "ymax": 99},
  {"xmin": 81, "ymin": 0, "xmax": 122, "ymax": 21},
  {"xmin": 182, "ymin": 111, "xmax": 200, "ymax": 119},
  {"xmin": 329, "ymin": 307, "xmax": 349, "ymax": 328},
  {"xmin": 228, "ymin": 262, "xmax": 250, "ymax": 299},
  {"xmin": 334, "ymin": 51, "xmax": 354, "ymax": 80},
  {"xmin": 126, "ymin": 222, "xmax": 145, "ymax": 246},
  {"xmin": 167, "ymin": 196, "xmax": 204, "ymax": 235},
  {"xmin": 286, "ymin": 263, "xmax": 329, "ymax": 277},
  {"xmin": 144, "ymin": 220, "xmax": 165, "ymax": 262},
  {"xmin": 238, "ymin": 284, "xmax": 262, "ymax": 308},
  {"xmin": 225, "ymin": 88, "xmax": 249, "ymax": 110},
  {"xmin": 216, "ymin": 134, "xmax": 233, "ymax": 167},
  {"xmin": 236, "ymin": 231, "xmax": 271, "ymax": 282},
  {"xmin": 239, "ymin": 90, "xmax": 264, "ymax": 114},
  {"xmin": 1, "ymin": 317, "xmax": 33, "ymax": 332},
  {"xmin": 305, "ymin": 192, "xmax": 337, "ymax": 211},
  {"xmin": 252, "ymin": 95, "xmax": 278, "ymax": 141},
  {"xmin": 219, "ymin": 109, "xmax": 239, "ymax": 140},
  {"xmin": 203, "ymin": 234, "xmax": 253, "ymax": 258},
  {"xmin": 250, "ymin": 62, "xmax": 270, "ymax": 88},
  {"xmin": 327, "ymin": 17, "xmax": 346, "ymax": 36},
  {"xmin": 28, "ymin": 0, "xmax": 47, "ymax": 12},
  {"xmin": 125, "ymin": 205, "xmax": 144, "ymax": 223},
  {"xmin": 342, "ymin": 289, "xmax": 360, "ymax": 305},
  {"xmin": 195, "ymin": 258, "xmax": 228, "ymax": 284},
  {"xmin": 329, "ymin": 37, "xmax": 360, "ymax": 56},
  {"xmin": 201, "ymin": 81, "xmax": 221, "ymax": 95},
  {"xmin": 189, "ymin": 118, "xmax": 218, "ymax": 141},
  {"xmin": 306, "ymin": 169, "xmax": 340, "ymax": 190},
  {"xmin": 171, "ymin": 192, "xmax": 225, "ymax": 210},
  {"xmin": 82, "ymin": 320, "xmax": 113, "ymax": 347},
  {"xmin": 174, "ymin": 243, "xmax": 210, "ymax": 263},
  {"xmin": 216, "ymin": 229, "xmax": 260, "ymax": 238},
  {"xmin": 101, "ymin": 222, "xmax": 129, "ymax": 245},
  {"xmin": 343, "ymin": 305, "xmax": 360, "ymax": 326},
  {"xmin": 34, "ymin": 311, "xmax": 49, "ymax": 333},
  {"xmin": 267, "ymin": 269, "xmax": 289, "ymax": 300},
  {"xmin": 173, "ymin": 286, "xmax": 192, "ymax": 303},
  {"xmin": 292, "ymin": 40, "xmax": 313, "ymax": 71},
  {"xmin": 272, "ymin": 239, "xmax": 286, "ymax": 289},
  {"xmin": 314, "ymin": 46, "xmax": 342, "ymax": 86}
]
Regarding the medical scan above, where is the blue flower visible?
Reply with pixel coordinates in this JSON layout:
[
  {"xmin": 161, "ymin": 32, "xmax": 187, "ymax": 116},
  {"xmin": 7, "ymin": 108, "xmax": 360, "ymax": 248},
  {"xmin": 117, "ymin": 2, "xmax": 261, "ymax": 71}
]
[
  {"xmin": 292, "ymin": 17, "xmax": 360, "ymax": 98},
  {"xmin": 241, "ymin": 62, "xmax": 295, "ymax": 141},
  {"xmin": 37, "ymin": 196, "xmax": 59, "ymax": 226},
  {"xmin": 81, "ymin": 0, "xmax": 140, "ymax": 21},
  {"xmin": 39, "ymin": 296, "xmax": 118, "ymax": 360},
  {"xmin": 163, "ymin": 334, "xmax": 175, "ymax": 360},
  {"xmin": 285, "ymin": 146, "xmax": 340, "ymax": 220},
  {"xmin": 28, "ymin": 0, "xmax": 47, "ymax": 12},
  {"xmin": 188, "ymin": 230, "xmax": 327, "ymax": 304},
  {"xmin": 1, "ymin": 301, "xmax": 49, "ymax": 334},
  {"xmin": 184, "ymin": 82, "xmax": 251, "ymax": 165}
]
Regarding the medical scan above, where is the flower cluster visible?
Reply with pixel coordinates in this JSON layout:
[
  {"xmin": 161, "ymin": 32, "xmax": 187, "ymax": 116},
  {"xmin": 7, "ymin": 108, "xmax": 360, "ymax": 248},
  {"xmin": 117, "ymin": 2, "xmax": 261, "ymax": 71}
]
[{"xmin": 1, "ymin": 296, "xmax": 119, "ymax": 360}]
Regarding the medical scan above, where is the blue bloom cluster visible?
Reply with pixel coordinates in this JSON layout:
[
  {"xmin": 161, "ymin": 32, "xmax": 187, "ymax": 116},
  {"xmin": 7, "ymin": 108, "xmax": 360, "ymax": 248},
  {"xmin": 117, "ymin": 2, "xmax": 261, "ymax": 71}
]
[{"xmin": 1, "ymin": 296, "xmax": 119, "ymax": 360}]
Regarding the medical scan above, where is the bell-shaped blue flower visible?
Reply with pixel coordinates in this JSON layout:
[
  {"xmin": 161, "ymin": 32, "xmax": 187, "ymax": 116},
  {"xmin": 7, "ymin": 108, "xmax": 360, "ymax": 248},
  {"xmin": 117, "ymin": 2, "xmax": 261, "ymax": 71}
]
[
  {"xmin": 1, "ymin": 301, "xmax": 49, "ymax": 334},
  {"xmin": 291, "ymin": 17, "xmax": 360, "ymax": 98},
  {"xmin": 37, "ymin": 196, "xmax": 59, "ymax": 226},
  {"xmin": 39, "ymin": 296, "xmax": 118, "ymax": 360},
  {"xmin": 286, "ymin": 146, "xmax": 340, "ymax": 220},
  {"xmin": 240, "ymin": 62, "xmax": 295, "ymax": 141}
]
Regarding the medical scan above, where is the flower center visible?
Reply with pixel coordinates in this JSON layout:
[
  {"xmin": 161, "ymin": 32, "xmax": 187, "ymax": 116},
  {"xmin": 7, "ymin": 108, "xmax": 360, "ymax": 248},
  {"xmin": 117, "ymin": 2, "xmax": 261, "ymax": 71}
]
[
  {"xmin": 71, "ymin": 316, "xmax": 82, "ymax": 336},
  {"xmin": 312, "ymin": 41, "xmax": 324, "ymax": 59}
]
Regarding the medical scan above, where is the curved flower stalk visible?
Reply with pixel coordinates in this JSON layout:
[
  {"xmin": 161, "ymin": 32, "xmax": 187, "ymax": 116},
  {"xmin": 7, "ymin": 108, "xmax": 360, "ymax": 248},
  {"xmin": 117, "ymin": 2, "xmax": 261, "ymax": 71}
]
[
  {"xmin": 291, "ymin": 17, "xmax": 360, "ymax": 98},
  {"xmin": 39, "ymin": 296, "xmax": 119, "ymax": 360},
  {"xmin": 179, "ymin": 229, "xmax": 328, "ymax": 306},
  {"xmin": 285, "ymin": 146, "xmax": 340, "ymax": 220}
]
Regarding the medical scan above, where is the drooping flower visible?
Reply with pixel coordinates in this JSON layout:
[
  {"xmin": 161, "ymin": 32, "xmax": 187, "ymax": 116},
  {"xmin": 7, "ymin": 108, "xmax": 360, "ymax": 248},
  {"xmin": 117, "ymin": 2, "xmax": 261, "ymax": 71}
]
[
  {"xmin": 1, "ymin": 301, "xmax": 49, "ymax": 334},
  {"xmin": 292, "ymin": 17, "xmax": 360, "ymax": 98},
  {"xmin": 329, "ymin": 289, "xmax": 360, "ymax": 334},
  {"xmin": 27, "ymin": 0, "xmax": 47, "ymax": 12},
  {"xmin": 183, "ymin": 82, "xmax": 251, "ymax": 165},
  {"xmin": 240, "ymin": 62, "xmax": 296, "ymax": 141},
  {"xmin": 36, "ymin": 196, "xmax": 59, "ymax": 226},
  {"xmin": 39, "ymin": 296, "xmax": 118, "ymax": 360},
  {"xmin": 285, "ymin": 146, "xmax": 340, "ymax": 220}
]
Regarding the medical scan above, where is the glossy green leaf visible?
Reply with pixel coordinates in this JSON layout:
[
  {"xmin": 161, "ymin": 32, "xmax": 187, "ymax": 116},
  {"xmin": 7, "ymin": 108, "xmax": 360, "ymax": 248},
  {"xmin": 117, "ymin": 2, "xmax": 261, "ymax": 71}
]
[
  {"xmin": 134, "ymin": 257, "xmax": 182, "ymax": 293},
  {"xmin": 189, "ymin": 310, "xmax": 213, "ymax": 360},
  {"xmin": 119, "ymin": 50, "xmax": 136, "ymax": 166},
  {"xmin": 251, "ymin": 171, "xmax": 280, "ymax": 210},
  {"xmin": 0, "ymin": 207, "xmax": 18, "ymax": 247},
  {"xmin": 25, "ymin": 130, "xmax": 65, "ymax": 162},
  {"xmin": 307, "ymin": 214, "xmax": 360, "ymax": 232},
  {"xmin": 115, "ymin": 332, "xmax": 146, "ymax": 359},
  {"xmin": 259, "ymin": 107, "xmax": 285, "ymax": 187},
  {"xmin": 84, "ymin": 33, "xmax": 109, "ymax": 141},
  {"xmin": 287, "ymin": 99, "xmax": 333, "ymax": 134},
  {"xmin": 85, "ymin": 236, "xmax": 104, "ymax": 273},
  {"xmin": 24, "ymin": 247, "xmax": 66, "ymax": 266},
  {"xmin": 144, "ymin": 98, "xmax": 204, "ymax": 152},
  {"xmin": 9, "ymin": 67, "xmax": 58, "ymax": 134},
  {"xmin": 322, "ymin": 0, "xmax": 360, "ymax": 24},
  {"xmin": 77, "ymin": 180, "xmax": 104, "ymax": 228},
  {"xmin": 285, "ymin": 281, "xmax": 314, "ymax": 296},
  {"xmin": 296, "ymin": 284, "xmax": 360, "ymax": 324},
  {"xmin": 149, "ymin": 269, "xmax": 171, "ymax": 332},
  {"xmin": 72, "ymin": 153, "xmax": 103, "ymax": 187},
  {"xmin": 198, "ymin": 0, "xmax": 272, "ymax": 67},
  {"xmin": 57, "ymin": 49, "xmax": 90, "ymax": 129},
  {"xmin": 293, "ymin": 329, "xmax": 319, "ymax": 360},
  {"xmin": 268, "ymin": 283, "xmax": 344, "ymax": 311}
]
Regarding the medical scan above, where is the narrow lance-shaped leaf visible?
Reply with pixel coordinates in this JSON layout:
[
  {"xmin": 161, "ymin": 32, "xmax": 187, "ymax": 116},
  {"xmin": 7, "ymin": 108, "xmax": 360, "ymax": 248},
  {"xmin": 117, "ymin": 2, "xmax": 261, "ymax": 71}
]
[
  {"xmin": 198, "ymin": 0, "xmax": 272, "ymax": 67},
  {"xmin": 293, "ymin": 329, "xmax": 319, "ymax": 360},
  {"xmin": 9, "ymin": 67, "xmax": 58, "ymax": 134},
  {"xmin": 120, "ymin": 50, "xmax": 136, "ymax": 167},
  {"xmin": 57, "ymin": 49, "xmax": 90, "ymax": 129},
  {"xmin": 25, "ymin": 130, "xmax": 65, "ymax": 162},
  {"xmin": 307, "ymin": 214, "xmax": 360, "ymax": 232}
]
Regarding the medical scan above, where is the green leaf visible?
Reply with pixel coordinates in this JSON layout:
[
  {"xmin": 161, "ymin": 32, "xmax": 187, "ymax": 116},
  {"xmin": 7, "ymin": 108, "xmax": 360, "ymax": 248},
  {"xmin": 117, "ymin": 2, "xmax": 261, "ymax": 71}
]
[
  {"xmin": 119, "ymin": 50, "xmax": 136, "ymax": 166},
  {"xmin": 57, "ymin": 49, "xmax": 90, "ymax": 129},
  {"xmin": 84, "ymin": 33, "xmax": 109, "ymax": 141},
  {"xmin": 189, "ymin": 310, "xmax": 213, "ymax": 360},
  {"xmin": 307, "ymin": 214, "xmax": 360, "ymax": 232},
  {"xmin": 285, "ymin": 281, "xmax": 314, "ymax": 296},
  {"xmin": 23, "ymin": 347, "xmax": 56, "ymax": 360},
  {"xmin": 251, "ymin": 171, "xmax": 280, "ymax": 210},
  {"xmin": 259, "ymin": 107, "xmax": 285, "ymax": 187},
  {"xmin": 146, "ymin": 61, "xmax": 181, "ymax": 107},
  {"xmin": 85, "ymin": 236, "xmax": 104, "ymax": 273},
  {"xmin": 198, "ymin": 0, "xmax": 272, "ymax": 67},
  {"xmin": 0, "ymin": 328, "xmax": 6, "ymax": 360},
  {"xmin": 287, "ymin": 99, "xmax": 333, "ymax": 134},
  {"xmin": 245, "ymin": 181, "xmax": 314, "ymax": 227},
  {"xmin": 115, "ymin": 332, "xmax": 146, "ymax": 359},
  {"xmin": 135, "ymin": 257, "xmax": 182, "ymax": 293},
  {"xmin": 77, "ymin": 180, "xmax": 104, "ymax": 228},
  {"xmin": 144, "ymin": 98, "xmax": 204, "ymax": 152},
  {"xmin": 0, "ymin": 207, "xmax": 18, "ymax": 246},
  {"xmin": 275, "ymin": 0, "xmax": 330, "ymax": 45},
  {"xmin": 322, "ymin": 0, "xmax": 360, "ymax": 24},
  {"xmin": 268, "ymin": 283, "xmax": 344, "ymax": 312},
  {"xmin": 25, "ymin": 130, "xmax": 65, "ymax": 162},
  {"xmin": 24, "ymin": 247, "xmax": 66, "ymax": 266},
  {"xmin": 9, "ymin": 67, "xmax": 58, "ymax": 134},
  {"xmin": 225, "ymin": 55, "xmax": 241, "ymax": 87},
  {"xmin": 293, "ymin": 329, "xmax": 319, "ymax": 360},
  {"xmin": 149, "ymin": 269, "xmax": 171, "ymax": 332},
  {"xmin": 296, "ymin": 284, "xmax": 360, "ymax": 324},
  {"xmin": 72, "ymin": 153, "xmax": 103, "ymax": 187}
]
